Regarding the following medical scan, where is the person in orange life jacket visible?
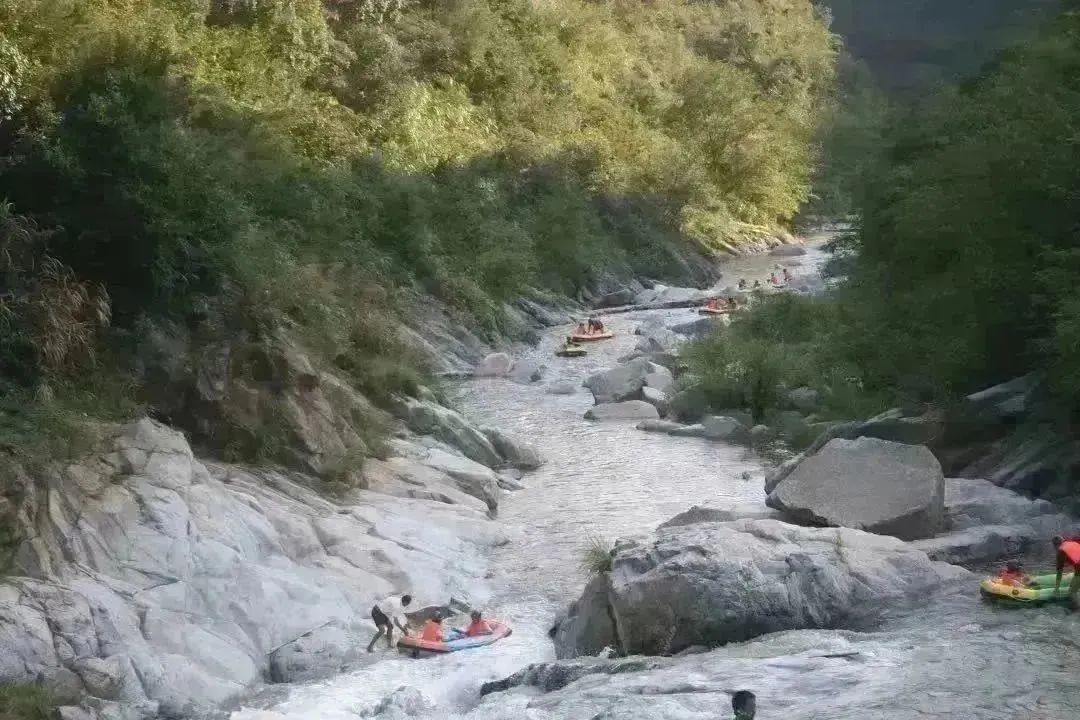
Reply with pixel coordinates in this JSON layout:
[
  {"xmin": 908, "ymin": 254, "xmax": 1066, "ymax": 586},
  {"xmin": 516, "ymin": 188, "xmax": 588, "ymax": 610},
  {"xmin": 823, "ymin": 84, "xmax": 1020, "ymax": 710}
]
[
  {"xmin": 995, "ymin": 560, "xmax": 1032, "ymax": 587},
  {"xmin": 420, "ymin": 613, "xmax": 446, "ymax": 643},
  {"xmin": 1053, "ymin": 535, "xmax": 1080, "ymax": 608},
  {"xmin": 464, "ymin": 610, "xmax": 493, "ymax": 637}
]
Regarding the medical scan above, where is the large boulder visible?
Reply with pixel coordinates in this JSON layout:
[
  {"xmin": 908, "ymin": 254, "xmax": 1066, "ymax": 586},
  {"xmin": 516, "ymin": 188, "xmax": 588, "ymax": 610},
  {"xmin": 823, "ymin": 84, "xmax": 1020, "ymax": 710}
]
[
  {"xmin": 396, "ymin": 398, "xmax": 501, "ymax": 468},
  {"xmin": 656, "ymin": 504, "xmax": 782, "ymax": 529},
  {"xmin": 635, "ymin": 420, "xmax": 684, "ymax": 434},
  {"xmin": 668, "ymin": 388, "xmax": 707, "ymax": 423},
  {"xmin": 583, "ymin": 358, "xmax": 653, "ymax": 405},
  {"xmin": 770, "ymin": 244, "xmax": 807, "ymax": 256},
  {"xmin": 421, "ymin": 448, "xmax": 501, "ymax": 514},
  {"xmin": 508, "ymin": 360, "xmax": 544, "ymax": 385},
  {"xmin": 701, "ymin": 415, "xmax": 750, "ymax": 444},
  {"xmin": 786, "ymin": 386, "xmax": 820, "ymax": 412},
  {"xmin": 634, "ymin": 329, "xmax": 680, "ymax": 355},
  {"xmin": 584, "ymin": 402, "xmax": 660, "ymax": 421},
  {"xmin": 268, "ymin": 623, "xmax": 360, "ymax": 683},
  {"xmin": 552, "ymin": 518, "xmax": 968, "ymax": 658},
  {"xmin": 480, "ymin": 427, "xmax": 543, "ymax": 470},
  {"xmin": 474, "ymin": 353, "xmax": 513, "ymax": 377},
  {"xmin": 668, "ymin": 317, "xmax": 716, "ymax": 338},
  {"xmin": 640, "ymin": 387, "xmax": 670, "ymax": 417},
  {"xmin": 767, "ymin": 437, "xmax": 945, "ymax": 540},
  {"xmin": 643, "ymin": 369, "xmax": 675, "ymax": 397},
  {"xmin": 593, "ymin": 288, "xmax": 638, "ymax": 309}
]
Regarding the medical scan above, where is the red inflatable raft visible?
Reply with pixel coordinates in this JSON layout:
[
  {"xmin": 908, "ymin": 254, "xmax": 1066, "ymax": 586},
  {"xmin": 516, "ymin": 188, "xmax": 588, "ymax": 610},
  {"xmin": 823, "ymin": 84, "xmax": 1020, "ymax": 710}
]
[{"xmin": 569, "ymin": 332, "xmax": 614, "ymax": 342}]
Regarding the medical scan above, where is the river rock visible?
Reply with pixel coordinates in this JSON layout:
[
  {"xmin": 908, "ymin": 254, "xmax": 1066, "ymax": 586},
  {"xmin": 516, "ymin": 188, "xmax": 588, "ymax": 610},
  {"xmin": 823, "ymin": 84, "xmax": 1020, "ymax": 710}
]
[
  {"xmin": 770, "ymin": 244, "xmax": 807, "ymax": 256},
  {"xmin": 635, "ymin": 420, "xmax": 684, "ymax": 434},
  {"xmin": 593, "ymin": 288, "xmax": 637, "ymax": 309},
  {"xmin": 546, "ymin": 381, "xmax": 578, "ymax": 395},
  {"xmin": 668, "ymin": 423, "xmax": 706, "ymax": 438},
  {"xmin": 551, "ymin": 518, "xmax": 968, "ymax": 658},
  {"xmin": 767, "ymin": 437, "xmax": 945, "ymax": 540},
  {"xmin": 474, "ymin": 353, "xmax": 513, "ymax": 377},
  {"xmin": 268, "ymin": 623, "xmax": 359, "ymax": 683},
  {"xmin": 656, "ymin": 504, "xmax": 782, "ymax": 529},
  {"xmin": 496, "ymin": 473, "xmax": 526, "ymax": 491},
  {"xmin": 668, "ymin": 317, "xmax": 715, "ymax": 337},
  {"xmin": 396, "ymin": 398, "xmax": 502, "ymax": 468},
  {"xmin": 421, "ymin": 448, "xmax": 501, "ymax": 514},
  {"xmin": 668, "ymin": 388, "xmax": 707, "ymax": 422},
  {"xmin": 584, "ymin": 401, "xmax": 660, "ymax": 421},
  {"xmin": 643, "ymin": 370, "xmax": 675, "ymax": 397},
  {"xmin": 701, "ymin": 415, "xmax": 750, "ymax": 444},
  {"xmin": 508, "ymin": 360, "xmax": 544, "ymax": 384},
  {"xmin": 481, "ymin": 427, "xmax": 543, "ymax": 470},
  {"xmin": 640, "ymin": 387, "xmax": 670, "ymax": 417},
  {"xmin": 363, "ymin": 687, "xmax": 435, "ymax": 718},
  {"xmin": 634, "ymin": 329, "xmax": 680, "ymax": 354},
  {"xmin": 583, "ymin": 357, "xmax": 653, "ymax": 404},
  {"xmin": 750, "ymin": 424, "xmax": 776, "ymax": 445},
  {"xmin": 910, "ymin": 525, "xmax": 1037, "ymax": 565}
]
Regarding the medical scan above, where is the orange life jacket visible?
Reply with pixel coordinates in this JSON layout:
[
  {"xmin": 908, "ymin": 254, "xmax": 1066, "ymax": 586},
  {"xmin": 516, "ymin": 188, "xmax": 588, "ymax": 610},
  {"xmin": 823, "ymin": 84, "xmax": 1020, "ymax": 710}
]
[
  {"xmin": 421, "ymin": 620, "xmax": 443, "ymax": 643},
  {"xmin": 465, "ymin": 620, "xmax": 492, "ymax": 637},
  {"xmin": 1061, "ymin": 540, "xmax": 1080, "ymax": 566}
]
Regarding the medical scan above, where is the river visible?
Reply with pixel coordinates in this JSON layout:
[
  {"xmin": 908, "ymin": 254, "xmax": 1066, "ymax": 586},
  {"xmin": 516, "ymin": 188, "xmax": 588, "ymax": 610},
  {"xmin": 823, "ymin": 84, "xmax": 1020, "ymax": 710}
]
[{"xmin": 232, "ymin": 239, "xmax": 1080, "ymax": 720}]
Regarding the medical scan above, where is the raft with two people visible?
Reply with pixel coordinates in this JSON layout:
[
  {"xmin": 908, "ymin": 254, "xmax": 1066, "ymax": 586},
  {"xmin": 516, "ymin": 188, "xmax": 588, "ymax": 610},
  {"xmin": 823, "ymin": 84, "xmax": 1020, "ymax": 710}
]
[
  {"xmin": 397, "ymin": 617, "xmax": 512, "ymax": 658},
  {"xmin": 569, "ymin": 317, "xmax": 613, "ymax": 343}
]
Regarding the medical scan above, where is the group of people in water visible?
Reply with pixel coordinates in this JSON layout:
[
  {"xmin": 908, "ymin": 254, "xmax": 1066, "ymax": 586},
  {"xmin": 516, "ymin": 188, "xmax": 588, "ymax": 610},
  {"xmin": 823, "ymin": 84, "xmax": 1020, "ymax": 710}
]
[
  {"xmin": 993, "ymin": 535, "xmax": 1080, "ymax": 608},
  {"xmin": 703, "ymin": 297, "xmax": 739, "ymax": 312},
  {"xmin": 736, "ymin": 266, "xmax": 792, "ymax": 291},
  {"xmin": 367, "ymin": 593, "xmax": 496, "ymax": 652}
]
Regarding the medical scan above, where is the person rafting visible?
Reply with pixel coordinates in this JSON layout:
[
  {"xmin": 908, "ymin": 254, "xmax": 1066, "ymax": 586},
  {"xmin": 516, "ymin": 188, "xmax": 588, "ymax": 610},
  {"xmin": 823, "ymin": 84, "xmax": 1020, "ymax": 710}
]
[
  {"xmin": 732, "ymin": 690, "xmax": 756, "ymax": 720},
  {"xmin": 753, "ymin": 280, "xmax": 761, "ymax": 289},
  {"xmin": 587, "ymin": 317, "xmax": 605, "ymax": 334},
  {"xmin": 421, "ymin": 613, "xmax": 446, "ymax": 643},
  {"xmin": 367, "ymin": 593, "xmax": 412, "ymax": 652},
  {"xmin": 738, "ymin": 279, "xmax": 747, "ymax": 290},
  {"xmin": 769, "ymin": 272, "xmax": 779, "ymax": 285},
  {"xmin": 1053, "ymin": 536, "xmax": 1080, "ymax": 608},
  {"xmin": 464, "ymin": 610, "xmax": 493, "ymax": 637},
  {"xmin": 996, "ymin": 560, "xmax": 1032, "ymax": 587},
  {"xmin": 782, "ymin": 268, "xmax": 792, "ymax": 282},
  {"xmin": 574, "ymin": 322, "xmax": 588, "ymax": 337},
  {"xmin": 727, "ymin": 297, "xmax": 737, "ymax": 310},
  {"xmin": 705, "ymin": 298, "xmax": 719, "ymax": 310}
]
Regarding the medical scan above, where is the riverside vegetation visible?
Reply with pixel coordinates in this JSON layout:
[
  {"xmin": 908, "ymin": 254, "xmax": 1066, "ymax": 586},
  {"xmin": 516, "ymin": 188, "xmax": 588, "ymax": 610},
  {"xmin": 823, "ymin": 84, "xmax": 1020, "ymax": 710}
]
[
  {"xmin": 0, "ymin": 0, "xmax": 834, "ymax": 471},
  {"xmin": 684, "ymin": 9, "xmax": 1080, "ymax": 485}
]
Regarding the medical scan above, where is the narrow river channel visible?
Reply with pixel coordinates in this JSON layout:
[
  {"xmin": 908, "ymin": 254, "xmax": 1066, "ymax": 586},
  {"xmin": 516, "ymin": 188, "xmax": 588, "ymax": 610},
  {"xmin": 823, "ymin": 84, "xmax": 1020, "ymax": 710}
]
[{"xmin": 234, "ymin": 240, "xmax": 1080, "ymax": 720}]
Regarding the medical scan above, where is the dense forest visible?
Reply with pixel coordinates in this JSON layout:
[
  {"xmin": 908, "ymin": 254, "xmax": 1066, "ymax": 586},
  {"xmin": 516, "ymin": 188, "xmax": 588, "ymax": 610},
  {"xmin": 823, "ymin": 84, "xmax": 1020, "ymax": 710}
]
[
  {"xmin": 0, "ymin": 0, "xmax": 835, "ymax": 462},
  {"xmin": 690, "ymin": 8, "xmax": 1080, "ymax": 447}
]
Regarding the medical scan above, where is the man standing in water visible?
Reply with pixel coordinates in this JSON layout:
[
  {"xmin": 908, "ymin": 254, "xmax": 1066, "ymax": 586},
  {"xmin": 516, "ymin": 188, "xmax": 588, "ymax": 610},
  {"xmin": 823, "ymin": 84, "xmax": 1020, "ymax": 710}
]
[
  {"xmin": 367, "ymin": 593, "xmax": 412, "ymax": 652},
  {"xmin": 1052, "ymin": 536, "xmax": 1080, "ymax": 609},
  {"xmin": 731, "ymin": 690, "xmax": 756, "ymax": 719}
]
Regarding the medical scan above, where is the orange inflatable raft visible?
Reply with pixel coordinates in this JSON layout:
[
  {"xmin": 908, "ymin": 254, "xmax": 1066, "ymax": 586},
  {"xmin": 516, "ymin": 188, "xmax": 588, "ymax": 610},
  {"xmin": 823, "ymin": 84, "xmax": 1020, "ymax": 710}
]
[
  {"xmin": 397, "ymin": 621, "xmax": 512, "ymax": 658},
  {"xmin": 569, "ymin": 332, "xmax": 614, "ymax": 342}
]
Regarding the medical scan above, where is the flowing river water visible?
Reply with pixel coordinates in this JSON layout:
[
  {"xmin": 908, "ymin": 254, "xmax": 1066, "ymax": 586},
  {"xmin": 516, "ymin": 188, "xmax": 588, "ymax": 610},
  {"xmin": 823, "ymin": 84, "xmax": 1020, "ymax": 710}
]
[{"xmin": 234, "ymin": 239, "xmax": 1080, "ymax": 720}]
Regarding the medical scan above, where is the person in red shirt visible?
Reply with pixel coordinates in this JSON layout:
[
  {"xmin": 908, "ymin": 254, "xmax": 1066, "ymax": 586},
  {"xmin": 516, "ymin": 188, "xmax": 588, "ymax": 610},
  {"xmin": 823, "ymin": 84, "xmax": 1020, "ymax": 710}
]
[
  {"xmin": 1053, "ymin": 536, "xmax": 1080, "ymax": 608},
  {"xmin": 995, "ymin": 560, "xmax": 1032, "ymax": 587}
]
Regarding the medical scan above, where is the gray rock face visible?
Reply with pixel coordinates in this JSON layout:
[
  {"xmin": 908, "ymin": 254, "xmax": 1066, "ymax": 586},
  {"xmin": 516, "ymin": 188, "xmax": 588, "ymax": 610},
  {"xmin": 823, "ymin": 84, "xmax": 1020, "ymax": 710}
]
[
  {"xmin": 474, "ymin": 352, "xmax": 513, "ymax": 377},
  {"xmin": 768, "ymin": 437, "xmax": 946, "ymax": 540},
  {"xmin": 268, "ymin": 623, "xmax": 359, "ymax": 683},
  {"xmin": 584, "ymin": 402, "xmax": 660, "ymax": 421},
  {"xmin": 0, "ymin": 419, "xmax": 505, "ymax": 717},
  {"xmin": 750, "ymin": 424, "xmax": 776, "ymax": 445},
  {"xmin": 552, "ymin": 518, "xmax": 967, "ymax": 658},
  {"xmin": 397, "ymin": 398, "xmax": 502, "ymax": 468},
  {"xmin": 668, "ymin": 317, "xmax": 716, "ymax": 337},
  {"xmin": 911, "ymin": 525, "xmax": 1035, "ymax": 565},
  {"xmin": 668, "ymin": 388, "xmax": 707, "ymax": 423},
  {"xmin": 592, "ymin": 288, "xmax": 637, "ymax": 309},
  {"xmin": 481, "ymin": 427, "xmax": 543, "ymax": 470},
  {"xmin": 668, "ymin": 423, "xmax": 706, "ymax": 438},
  {"xmin": 634, "ymin": 329, "xmax": 680, "ymax": 355},
  {"xmin": 583, "ymin": 358, "xmax": 653, "ymax": 405},
  {"xmin": 701, "ymin": 415, "xmax": 751, "ymax": 444},
  {"xmin": 770, "ymin": 244, "xmax": 807, "ymax": 256},
  {"xmin": 364, "ymin": 687, "xmax": 435, "ymax": 718}
]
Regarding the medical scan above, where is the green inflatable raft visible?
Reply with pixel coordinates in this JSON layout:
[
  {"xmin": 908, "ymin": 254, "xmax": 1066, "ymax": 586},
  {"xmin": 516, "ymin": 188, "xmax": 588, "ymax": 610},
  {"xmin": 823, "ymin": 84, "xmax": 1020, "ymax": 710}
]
[{"xmin": 980, "ymin": 572, "xmax": 1075, "ymax": 604}]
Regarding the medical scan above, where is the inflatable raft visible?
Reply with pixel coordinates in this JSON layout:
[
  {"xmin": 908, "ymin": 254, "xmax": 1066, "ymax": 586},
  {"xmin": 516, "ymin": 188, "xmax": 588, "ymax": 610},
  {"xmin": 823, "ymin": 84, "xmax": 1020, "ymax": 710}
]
[
  {"xmin": 570, "ymin": 332, "xmax": 613, "ymax": 342},
  {"xmin": 980, "ymin": 572, "xmax": 1075, "ymax": 604},
  {"xmin": 397, "ymin": 621, "xmax": 512, "ymax": 658},
  {"xmin": 556, "ymin": 345, "xmax": 587, "ymax": 357}
]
